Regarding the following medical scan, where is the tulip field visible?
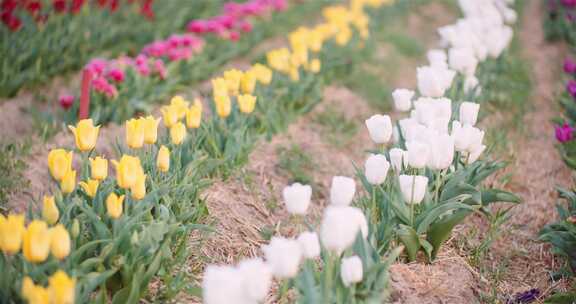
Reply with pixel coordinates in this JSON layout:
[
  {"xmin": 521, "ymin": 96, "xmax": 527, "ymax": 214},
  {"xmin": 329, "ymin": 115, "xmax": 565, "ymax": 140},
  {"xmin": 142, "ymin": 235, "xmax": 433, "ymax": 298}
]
[{"xmin": 1, "ymin": 0, "xmax": 575, "ymax": 303}]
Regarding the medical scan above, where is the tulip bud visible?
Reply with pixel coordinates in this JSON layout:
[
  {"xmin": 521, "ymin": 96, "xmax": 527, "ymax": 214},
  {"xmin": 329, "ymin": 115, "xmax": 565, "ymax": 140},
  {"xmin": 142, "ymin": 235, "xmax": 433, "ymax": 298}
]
[
  {"xmin": 320, "ymin": 206, "xmax": 368, "ymax": 254},
  {"xmin": 161, "ymin": 105, "xmax": 179, "ymax": 128},
  {"xmin": 282, "ymin": 183, "xmax": 312, "ymax": 215},
  {"xmin": 224, "ymin": 69, "xmax": 243, "ymax": 96},
  {"xmin": 237, "ymin": 258, "xmax": 273, "ymax": 303},
  {"xmin": 365, "ymin": 114, "xmax": 392, "ymax": 144},
  {"xmin": 48, "ymin": 270, "xmax": 75, "ymax": 304},
  {"xmin": 112, "ymin": 155, "xmax": 144, "ymax": 189},
  {"xmin": 262, "ymin": 237, "xmax": 302, "ymax": 279},
  {"xmin": 22, "ymin": 220, "xmax": 51, "ymax": 263},
  {"xmin": 427, "ymin": 133, "xmax": 455, "ymax": 170},
  {"xmin": 125, "ymin": 118, "xmax": 145, "ymax": 149},
  {"xmin": 68, "ymin": 119, "xmax": 100, "ymax": 152},
  {"xmin": 42, "ymin": 196, "xmax": 59, "ymax": 225},
  {"xmin": 309, "ymin": 59, "xmax": 321, "ymax": 73},
  {"xmin": 185, "ymin": 99, "xmax": 203, "ymax": 129},
  {"xmin": 389, "ymin": 148, "xmax": 406, "ymax": 172},
  {"xmin": 60, "ymin": 170, "xmax": 76, "ymax": 194},
  {"xmin": 215, "ymin": 94, "xmax": 232, "ymax": 118},
  {"xmin": 47, "ymin": 149, "xmax": 73, "ymax": 181},
  {"xmin": 0, "ymin": 214, "xmax": 25, "ymax": 254},
  {"xmin": 237, "ymin": 94, "xmax": 257, "ymax": 114},
  {"xmin": 106, "ymin": 193, "xmax": 124, "ymax": 219},
  {"xmin": 341, "ymin": 256, "xmax": 363, "ymax": 287},
  {"xmin": 170, "ymin": 122, "xmax": 187, "ymax": 145},
  {"xmin": 459, "ymin": 102, "xmax": 480, "ymax": 126},
  {"xmin": 142, "ymin": 115, "xmax": 161, "ymax": 144},
  {"xmin": 50, "ymin": 224, "xmax": 70, "ymax": 260},
  {"xmin": 241, "ymin": 71, "xmax": 257, "ymax": 94},
  {"xmin": 71, "ymin": 219, "xmax": 80, "ymax": 238},
  {"xmin": 130, "ymin": 174, "xmax": 147, "ymax": 200},
  {"xmin": 364, "ymin": 154, "xmax": 390, "ymax": 185},
  {"xmin": 21, "ymin": 277, "xmax": 49, "ymax": 304},
  {"xmin": 169, "ymin": 95, "xmax": 189, "ymax": 120},
  {"xmin": 451, "ymin": 121, "xmax": 485, "ymax": 153},
  {"xmin": 251, "ymin": 63, "xmax": 272, "ymax": 85},
  {"xmin": 399, "ymin": 175, "xmax": 428, "ymax": 204},
  {"xmin": 406, "ymin": 141, "xmax": 430, "ymax": 169},
  {"xmin": 212, "ymin": 77, "xmax": 229, "ymax": 97},
  {"xmin": 416, "ymin": 65, "xmax": 455, "ymax": 98},
  {"xmin": 203, "ymin": 265, "xmax": 245, "ymax": 304},
  {"xmin": 156, "ymin": 145, "xmax": 170, "ymax": 172},
  {"xmin": 89, "ymin": 156, "xmax": 108, "ymax": 180},
  {"xmin": 392, "ymin": 89, "xmax": 414, "ymax": 112},
  {"xmin": 79, "ymin": 179, "xmax": 99, "ymax": 198},
  {"xmin": 330, "ymin": 176, "xmax": 356, "ymax": 206},
  {"xmin": 297, "ymin": 231, "xmax": 320, "ymax": 259},
  {"xmin": 448, "ymin": 47, "xmax": 478, "ymax": 76}
]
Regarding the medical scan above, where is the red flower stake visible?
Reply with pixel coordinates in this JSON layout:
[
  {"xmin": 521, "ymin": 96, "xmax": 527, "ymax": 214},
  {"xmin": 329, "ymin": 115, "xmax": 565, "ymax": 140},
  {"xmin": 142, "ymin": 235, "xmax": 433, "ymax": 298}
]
[{"xmin": 79, "ymin": 69, "xmax": 92, "ymax": 119}]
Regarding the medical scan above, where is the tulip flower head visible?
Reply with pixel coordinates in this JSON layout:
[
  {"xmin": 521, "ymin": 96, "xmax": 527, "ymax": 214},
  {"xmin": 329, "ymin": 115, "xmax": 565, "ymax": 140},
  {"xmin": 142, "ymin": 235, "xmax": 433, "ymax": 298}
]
[
  {"xmin": 398, "ymin": 175, "xmax": 428, "ymax": 204},
  {"xmin": 564, "ymin": 58, "xmax": 576, "ymax": 74},
  {"xmin": 389, "ymin": 148, "xmax": 406, "ymax": 172},
  {"xmin": 240, "ymin": 70, "xmax": 257, "ymax": 94},
  {"xmin": 215, "ymin": 93, "xmax": 232, "ymax": 118},
  {"xmin": 125, "ymin": 118, "xmax": 145, "ymax": 149},
  {"xmin": 60, "ymin": 169, "xmax": 77, "ymax": 194},
  {"xmin": 223, "ymin": 69, "xmax": 243, "ymax": 96},
  {"xmin": 555, "ymin": 123, "xmax": 574, "ymax": 143},
  {"xmin": 161, "ymin": 105, "xmax": 180, "ymax": 128},
  {"xmin": 47, "ymin": 149, "xmax": 73, "ymax": 181},
  {"xmin": 68, "ymin": 119, "xmax": 100, "ymax": 152},
  {"xmin": 330, "ymin": 176, "xmax": 356, "ymax": 206},
  {"xmin": 341, "ymin": 256, "xmax": 364, "ymax": 287},
  {"xmin": 297, "ymin": 231, "xmax": 320, "ymax": 259},
  {"xmin": 416, "ymin": 65, "xmax": 456, "ymax": 98},
  {"xmin": 237, "ymin": 258, "xmax": 272, "ymax": 303},
  {"xmin": 157, "ymin": 145, "xmax": 170, "ymax": 172},
  {"xmin": 79, "ymin": 179, "xmax": 99, "ymax": 198},
  {"xmin": 170, "ymin": 122, "xmax": 187, "ymax": 145},
  {"xmin": 365, "ymin": 114, "xmax": 393, "ymax": 144},
  {"xmin": 22, "ymin": 220, "xmax": 51, "ymax": 263},
  {"xmin": 48, "ymin": 270, "xmax": 75, "ymax": 304},
  {"xmin": 364, "ymin": 154, "xmax": 390, "ymax": 185},
  {"xmin": 202, "ymin": 265, "xmax": 246, "ymax": 304},
  {"xmin": 448, "ymin": 47, "xmax": 478, "ymax": 76},
  {"xmin": 131, "ymin": 174, "xmax": 147, "ymax": 200},
  {"xmin": 21, "ymin": 277, "xmax": 50, "ymax": 304},
  {"xmin": 186, "ymin": 99, "xmax": 203, "ymax": 129},
  {"xmin": 392, "ymin": 89, "xmax": 414, "ymax": 112},
  {"xmin": 42, "ymin": 196, "xmax": 59, "ymax": 225},
  {"xmin": 170, "ymin": 95, "xmax": 190, "ymax": 120},
  {"xmin": 89, "ymin": 156, "xmax": 108, "ymax": 180},
  {"xmin": 262, "ymin": 236, "xmax": 302, "ymax": 279},
  {"xmin": 237, "ymin": 94, "xmax": 257, "ymax": 114},
  {"xmin": 308, "ymin": 58, "xmax": 321, "ymax": 73},
  {"xmin": 142, "ymin": 116, "xmax": 161, "ymax": 144},
  {"xmin": 50, "ymin": 224, "xmax": 71, "ymax": 260},
  {"xmin": 282, "ymin": 183, "xmax": 312, "ymax": 215},
  {"xmin": 459, "ymin": 101, "xmax": 480, "ymax": 126},
  {"xmin": 406, "ymin": 141, "xmax": 430, "ymax": 169},
  {"xmin": 0, "ymin": 213, "xmax": 25, "ymax": 254},
  {"xmin": 112, "ymin": 155, "xmax": 144, "ymax": 189},
  {"xmin": 106, "ymin": 193, "xmax": 125, "ymax": 219},
  {"xmin": 250, "ymin": 63, "xmax": 273, "ymax": 85},
  {"xmin": 320, "ymin": 206, "xmax": 368, "ymax": 254},
  {"xmin": 567, "ymin": 80, "xmax": 576, "ymax": 99}
]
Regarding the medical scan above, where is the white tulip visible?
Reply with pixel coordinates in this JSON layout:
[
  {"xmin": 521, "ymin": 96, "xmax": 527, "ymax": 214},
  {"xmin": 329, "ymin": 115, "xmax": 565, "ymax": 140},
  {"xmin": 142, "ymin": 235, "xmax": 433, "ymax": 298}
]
[
  {"xmin": 262, "ymin": 237, "xmax": 302, "ymax": 279},
  {"xmin": 449, "ymin": 47, "xmax": 478, "ymax": 76},
  {"xmin": 485, "ymin": 26, "xmax": 513, "ymax": 58},
  {"xmin": 364, "ymin": 154, "xmax": 390, "ymax": 185},
  {"xmin": 417, "ymin": 66, "xmax": 452, "ymax": 97},
  {"xmin": 464, "ymin": 75, "xmax": 480, "ymax": 95},
  {"xmin": 459, "ymin": 102, "xmax": 480, "ymax": 126},
  {"xmin": 389, "ymin": 148, "xmax": 406, "ymax": 172},
  {"xmin": 451, "ymin": 121, "xmax": 485, "ymax": 153},
  {"xmin": 237, "ymin": 258, "xmax": 272, "ymax": 303},
  {"xmin": 399, "ymin": 118, "xmax": 420, "ymax": 141},
  {"xmin": 203, "ymin": 265, "xmax": 248, "ymax": 304},
  {"xmin": 427, "ymin": 133, "xmax": 455, "ymax": 170},
  {"xmin": 392, "ymin": 89, "xmax": 414, "ymax": 112},
  {"xmin": 320, "ymin": 206, "xmax": 368, "ymax": 254},
  {"xmin": 399, "ymin": 175, "xmax": 428, "ymax": 204},
  {"xmin": 427, "ymin": 49, "xmax": 448, "ymax": 68},
  {"xmin": 365, "ymin": 114, "xmax": 393, "ymax": 144},
  {"xmin": 392, "ymin": 125, "xmax": 400, "ymax": 143},
  {"xmin": 341, "ymin": 256, "xmax": 364, "ymax": 287},
  {"xmin": 282, "ymin": 183, "xmax": 312, "ymax": 215},
  {"xmin": 330, "ymin": 176, "xmax": 356, "ymax": 206},
  {"xmin": 465, "ymin": 144, "xmax": 486, "ymax": 164},
  {"xmin": 413, "ymin": 97, "xmax": 452, "ymax": 132},
  {"xmin": 297, "ymin": 231, "xmax": 321, "ymax": 259},
  {"xmin": 406, "ymin": 141, "xmax": 430, "ymax": 169}
]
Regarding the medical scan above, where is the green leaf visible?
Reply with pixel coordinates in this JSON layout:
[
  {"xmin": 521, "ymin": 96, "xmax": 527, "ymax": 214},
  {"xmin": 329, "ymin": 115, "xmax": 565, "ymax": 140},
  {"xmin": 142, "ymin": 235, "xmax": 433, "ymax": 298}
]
[
  {"xmin": 427, "ymin": 210, "xmax": 471, "ymax": 260},
  {"xmin": 396, "ymin": 225, "xmax": 420, "ymax": 262},
  {"xmin": 480, "ymin": 189, "xmax": 521, "ymax": 205}
]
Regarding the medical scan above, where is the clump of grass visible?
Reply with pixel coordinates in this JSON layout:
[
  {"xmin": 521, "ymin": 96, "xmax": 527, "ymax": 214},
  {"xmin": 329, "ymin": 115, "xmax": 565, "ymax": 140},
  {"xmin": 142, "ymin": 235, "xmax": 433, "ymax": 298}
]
[
  {"xmin": 313, "ymin": 108, "xmax": 359, "ymax": 147},
  {"xmin": 383, "ymin": 32, "xmax": 425, "ymax": 58},
  {"xmin": 0, "ymin": 140, "xmax": 31, "ymax": 213},
  {"xmin": 276, "ymin": 144, "xmax": 316, "ymax": 185}
]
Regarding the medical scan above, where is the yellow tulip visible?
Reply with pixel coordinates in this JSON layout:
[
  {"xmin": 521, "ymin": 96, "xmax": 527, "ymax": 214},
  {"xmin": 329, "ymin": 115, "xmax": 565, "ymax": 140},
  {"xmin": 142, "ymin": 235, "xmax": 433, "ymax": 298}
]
[
  {"xmin": 170, "ymin": 122, "xmax": 187, "ymax": 145},
  {"xmin": 241, "ymin": 71, "xmax": 257, "ymax": 95},
  {"xmin": 89, "ymin": 156, "xmax": 108, "ymax": 180},
  {"xmin": 125, "ymin": 118, "xmax": 145, "ymax": 149},
  {"xmin": 161, "ymin": 105, "xmax": 179, "ymax": 128},
  {"xmin": 60, "ymin": 170, "xmax": 76, "ymax": 194},
  {"xmin": 267, "ymin": 48, "xmax": 291, "ymax": 73},
  {"xmin": 169, "ymin": 95, "xmax": 189, "ymax": 120},
  {"xmin": 48, "ymin": 270, "xmax": 75, "ymax": 304},
  {"xmin": 215, "ymin": 94, "xmax": 231, "ymax": 118},
  {"xmin": 106, "ymin": 193, "xmax": 124, "ymax": 219},
  {"xmin": 289, "ymin": 66, "xmax": 300, "ymax": 82},
  {"xmin": 157, "ymin": 146, "xmax": 170, "ymax": 172},
  {"xmin": 309, "ymin": 59, "xmax": 321, "ymax": 73},
  {"xmin": 47, "ymin": 149, "xmax": 73, "ymax": 181},
  {"xmin": 22, "ymin": 220, "xmax": 51, "ymax": 263},
  {"xmin": 142, "ymin": 116, "xmax": 161, "ymax": 144},
  {"xmin": 130, "ymin": 174, "xmax": 147, "ymax": 200},
  {"xmin": 50, "ymin": 224, "xmax": 70, "ymax": 260},
  {"xmin": 250, "ymin": 64, "xmax": 273, "ymax": 85},
  {"xmin": 335, "ymin": 26, "xmax": 352, "ymax": 46},
  {"xmin": 0, "ymin": 213, "xmax": 25, "ymax": 254},
  {"xmin": 111, "ymin": 155, "xmax": 144, "ymax": 189},
  {"xmin": 223, "ymin": 69, "xmax": 243, "ymax": 96},
  {"xmin": 309, "ymin": 30, "xmax": 324, "ymax": 52},
  {"xmin": 21, "ymin": 277, "xmax": 50, "ymax": 304},
  {"xmin": 186, "ymin": 99, "xmax": 203, "ymax": 129},
  {"xmin": 211, "ymin": 77, "xmax": 229, "ymax": 97},
  {"xmin": 291, "ymin": 45, "xmax": 309, "ymax": 67},
  {"xmin": 68, "ymin": 119, "xmax": 99, "ymax": 152},
  {"xmin": 237, "ymin": 94, "xmax": 257, "ymax": 114},
  {"xmin": 79, "ymin": 179, "xmax": 99, "ymax": 198},
  {"xmin": 42, "ymin": 196, "xmax": 59, "ymax": 225}
]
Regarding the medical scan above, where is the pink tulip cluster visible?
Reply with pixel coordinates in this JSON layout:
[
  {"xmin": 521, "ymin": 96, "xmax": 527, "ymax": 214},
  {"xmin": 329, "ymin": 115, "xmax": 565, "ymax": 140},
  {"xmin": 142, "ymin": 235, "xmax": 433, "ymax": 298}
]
[
  {"xmin": 142, "ymin": 34, "xmax": 204, "ymax": 61},
  {"xmin": 187, "ymin": 0, "xmax": 287, "ymax": 40},
  {"xmin": 556, "ymin": 122, "xmax": 574, "ymax": 143}
]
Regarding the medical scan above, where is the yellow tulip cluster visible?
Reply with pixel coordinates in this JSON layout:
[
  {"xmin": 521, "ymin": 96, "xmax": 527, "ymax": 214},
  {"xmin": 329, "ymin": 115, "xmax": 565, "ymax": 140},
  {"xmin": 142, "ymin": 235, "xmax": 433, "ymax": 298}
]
[
  {"xmin": 0, "ymin": 214, "xmax": 71, "ymax": 262},
  {"xmin": 161, "ymin": 96, "xmax": 203, "ymax": 144},
  {"xmin": 22, "ymin": 270, "xmax": 75, "ymax": 304},
  {"xmin": 210, "ymin": 65, "xmax": 269, "ymax": 118}
]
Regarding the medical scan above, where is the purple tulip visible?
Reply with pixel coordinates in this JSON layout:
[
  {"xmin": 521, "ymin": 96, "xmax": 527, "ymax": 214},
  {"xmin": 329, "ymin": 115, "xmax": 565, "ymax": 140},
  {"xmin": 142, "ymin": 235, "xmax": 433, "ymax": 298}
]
[
  {"xmin": 556, "ymin": 123, "xmax": 574, "ymax": 143},
  {"xmin": 563, "ymin": 0, "xmax": 576, "ymax": 8},
  {"xmin": 567, "ymin": 80, "xmax": 576, "ymax": 98},
  {"xmin": 564, "ymin": 58, "xmax": 576, "ymax": 74}
]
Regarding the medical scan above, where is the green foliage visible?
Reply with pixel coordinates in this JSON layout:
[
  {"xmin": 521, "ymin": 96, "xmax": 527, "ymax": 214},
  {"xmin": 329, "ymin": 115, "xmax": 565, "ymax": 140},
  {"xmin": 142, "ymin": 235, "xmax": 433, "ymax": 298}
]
[
  {"xmin": 0, "ymin": 140, "xmax": 30, "ymax": 213},
  {"xmin": 277, "ymin": 144, "xmax": 316, "ymax": 185},
  {"xmin": 314, "ymin": 108, "xmax": 358, "ymax": 147}
]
